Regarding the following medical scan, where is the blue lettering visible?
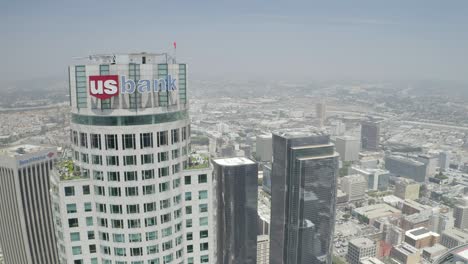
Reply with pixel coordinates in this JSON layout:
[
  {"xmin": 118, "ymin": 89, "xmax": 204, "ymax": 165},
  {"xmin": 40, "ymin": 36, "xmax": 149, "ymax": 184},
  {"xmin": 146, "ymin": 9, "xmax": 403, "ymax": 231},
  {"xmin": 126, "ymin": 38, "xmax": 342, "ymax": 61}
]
[
  {"xmin": 121, "ymin": 76, "xmax": 135, "ymax": 94},
  {"xmin": 137, "ymin": 80, "xmax": 151, "ymax": 93}
]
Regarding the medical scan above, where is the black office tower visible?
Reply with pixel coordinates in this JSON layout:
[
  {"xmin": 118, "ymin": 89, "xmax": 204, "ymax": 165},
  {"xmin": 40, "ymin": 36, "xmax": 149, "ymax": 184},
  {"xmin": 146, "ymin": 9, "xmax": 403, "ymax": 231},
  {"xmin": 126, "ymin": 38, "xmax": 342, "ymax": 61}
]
[
  {"xmin": 270, "ymin": 132, "xmax": 339, "ymax": 264},
  {"xmin": 213, "ymin": 157, "xmax": 258, "ymax": 264}
]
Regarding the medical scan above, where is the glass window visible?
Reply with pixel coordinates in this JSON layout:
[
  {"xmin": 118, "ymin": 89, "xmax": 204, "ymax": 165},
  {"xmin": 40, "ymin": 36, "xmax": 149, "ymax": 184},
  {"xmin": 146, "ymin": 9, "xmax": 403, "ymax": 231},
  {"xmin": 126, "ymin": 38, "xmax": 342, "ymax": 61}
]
[
  {"xmin": 160, "ymin": 199, "xmax": 171, "ymax": 209},
  {"xmin": 128, "ymin": 219, "xmax": 141, "ymax": 228},
  {"xmin": 93, "ymin": 171, "xmax": 104, "ymax": 181},
  {"xmin": 65, "ymin": 186, "xmax": 75, "ymax": 196},
  {"xmin": 157, "ymin": 131, "xmax": 168, "ymax": 146},
  {"xmin": 125, "ymin": 171, "xmax": 138, "ymax": 181},
  {"xmin": 115, "ymin": 247, "xmax": 126, "ymax": 256},
  {"xmin": 88, "ymin": 231, "xmax": 95, "ymax": 240},
  {"xmin": 106, "ymin": 156, "xmax": 119, "ymax": 166},
  {"xmin": 91, "ymin": 155, "xmax": 102, "ymax": 165},
  {"xmin": 141, "ymin": 154, "xmax": 154, "ymax": 164},
  {"xmin": 185, "ymin": 206, "xmax": 192, "ymax": 215},
  {"xmin": 126, "ymin": 186, "xmax": 139, "ymax": 196},
  {"xmin": 72, "ymin": 246, "xmax": 82, "ymax": 255},
  {"xmin": 185, "ymin": 192, "xmax": 192, "ymax": 201},
  {"xmin": 127, "ymin": 204, "xmax": 140, "ymax": 214},
  {"xmin": 159, "ymin": 182, "xmax": 170, "ymax": 192},
  {"xmin": 112, "ymin": 219, "xmax": 124, "ymax": 229},
  {"xmin": 105, "ymin": 134, "xmax": 118, "ymax": 150},
  {"xmin": 70, "ymin": 232, "xmax": 80, "ymax": 242},
  {"xmin": 173, "ymin": 178, "xmax": 181, "ymax": 188},
  {"xmin": 140, "ymin": 133, "xmax": 153, "ymax": 148},
  {"xmin": 129, "ymin": 233, "xmax": 142, "ymax": 243},
  {"xmin": 161, "ymin": 227, "xmax": 172, "ymax": 238},
  {"xmin": 159, "ymin": 167, "xmax": 169, "ymax": 178},
  {"xmin": 84, "ymin": 202, "xmax": 92, "ymax": 212},
  {"xmin": 86, "ymin": 217, "xmax": 93, "ymax": 226},
  {"xmin": 90, "ymin": 134, "xmax": 101, "ymax": 149},
  {"xmin": 130, "ymin": 247, "xmax": 143, "ymax": 256},
  {"xmin": 68, "ymin": 218, "xmax": 78, "ymax": 227},
  {"xmin": 146, "ymin": 231, "xmax": 157, "ymax": 241},
  {"xmin": 200, "ymin": 230, "xmax": 208, "ymax": 238},
  {"xmin": 144, "ymin": 202, "xmax": 156, "ymax": 213},
  {"xmin": 107, "ymin": 171, "xmax": 120, "ymax": 181},
  {"xmin": 113, "ymin": 233, "xmax": 125, "ymax": 243},
  {"xmin": 199, "ymin": 204, "xmax": 208, "ymax": 213},
  {"xmin": 124, "ymin": 155, "xmax": 137, "ymax": 166},
  {"xmin": 110, "ymin": 204, "xmax": 122, "ymax": 214},
  {"xmin": 79, "ymin": 133, "xmax": 88, "ymax": 148},
  {"xmin": 82, "ymin": 185, "xmax": 90, "ymax": 195},
  {"xmin": 199, "ymin": 190, "xmax": 208, "ymax": 200},
  {"xmin": 109, "ymin": 187, "xmax": 121, "ymax": 197},
  {"xmin": 198, "ymin": 174, "xmax": 207, "ymax": 183},
  {"xmin": 186, "ymin": 219, "xmax": 192, "ymax": 228},
  {"xmin": 187, "ymin": 244, "xmax": 193, "ymax": 253},
  {"xmin": 145, "ymin": 216, "xmax": 157, "ymax": 227},
  {"xmin": 158, "ymin": 151, "xmax": 169, "ymax": 162},
  {"xmin": 147, "ymin": 245, "xmax": 159, "ymax": 254},
  {"xmin": 200, "ymin": 242, "xmax": 209, "ymax": 251},
  {"xmin": 160, "ymin": 213, "xmax": 171, "ymax": 224},
  {"xmin": 184, "ymin": 175, "xmax": 191, "ymax": 185},
  {"xmin": 171, "ymin": 128, "xmax": 179, "ymax": 144},
  {"xmin": 122, "ymin": 134, "xmax": 136, "ymax": 149},
  {"xmin": 142, "ymin": 169, "xmax": 155, "ymax": 180},
  {"xmin": 67, "ymin": 204, "xmax": 77, "ymax": 214},
  {"xmin": 200, "ymin": 255, "xmax": 209, "ymax": 263},
  {"xmin": 199, "ymin": 217, "xmax": 208, "ymax": 226}
]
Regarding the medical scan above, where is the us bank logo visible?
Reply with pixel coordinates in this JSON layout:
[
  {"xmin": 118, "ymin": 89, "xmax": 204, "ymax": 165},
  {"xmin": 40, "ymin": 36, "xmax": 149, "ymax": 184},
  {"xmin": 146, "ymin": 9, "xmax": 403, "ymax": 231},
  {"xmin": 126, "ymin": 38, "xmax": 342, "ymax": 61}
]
[{"xmin": 89, "ymin": 75, "xmax": 177, "ymax": 100}]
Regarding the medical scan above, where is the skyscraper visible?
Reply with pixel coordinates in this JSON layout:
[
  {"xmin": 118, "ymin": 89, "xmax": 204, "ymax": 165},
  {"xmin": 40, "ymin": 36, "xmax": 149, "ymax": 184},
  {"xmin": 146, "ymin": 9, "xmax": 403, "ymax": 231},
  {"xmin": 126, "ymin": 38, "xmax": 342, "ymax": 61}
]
[
  {"xmin": 316, "ymin": 101, "xmax": 326, "ymax": 128},
  {"xmin": 212, "ymin": 157, "xmax": 258, "ymax": 264},
  {"xmin": 270, "ymin": 131, "xmax": 339, "ymax": 264},
  {"xmin": 0, "ymin": 145, "xmax": 59, "ymax": 264},
  {"xmin": 454, "ymin": 198, "xmax": 468, "ymax": 230},
  {"xmin": 335, "ymin": 136, "xmax": 360, "ymax": 162},
  {"xmin": 361, "ymin": 119, "xmax": 381, "ymax": 151},
  {"xmin": 51, "ymin": 53, "xmax": 214, "ymax": 264}
]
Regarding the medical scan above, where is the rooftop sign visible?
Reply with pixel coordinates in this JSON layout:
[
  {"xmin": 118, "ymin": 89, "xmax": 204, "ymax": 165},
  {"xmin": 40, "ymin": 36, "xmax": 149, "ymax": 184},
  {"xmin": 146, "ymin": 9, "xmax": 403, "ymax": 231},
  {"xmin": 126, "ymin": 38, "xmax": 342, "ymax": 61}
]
[{"xmin": 89, "ymin": 75, "xmax": 177, "ymax": 100}]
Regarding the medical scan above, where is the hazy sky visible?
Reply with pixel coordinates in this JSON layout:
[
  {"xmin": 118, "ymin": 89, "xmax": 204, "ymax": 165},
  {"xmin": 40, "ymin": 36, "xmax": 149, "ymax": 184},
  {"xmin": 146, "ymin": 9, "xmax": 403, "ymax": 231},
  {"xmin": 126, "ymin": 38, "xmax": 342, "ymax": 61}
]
[{"xmin": 2, "ymin": 0, "xmax": 468, "ymax": 83}]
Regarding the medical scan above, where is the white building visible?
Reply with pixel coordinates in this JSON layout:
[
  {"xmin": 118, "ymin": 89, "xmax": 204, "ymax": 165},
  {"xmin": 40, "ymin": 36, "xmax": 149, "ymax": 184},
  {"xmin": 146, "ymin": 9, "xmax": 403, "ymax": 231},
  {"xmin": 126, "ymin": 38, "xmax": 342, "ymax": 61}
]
[
  {"xmin": 256, "ymin": 134, "xmax": 272, "ymax": 162},
  {"xmin": 346, "ymin": 238, "xmax": 377, "ymax": 264},
  {"xmin": 51, "ymin": 53, "xmax": 214, "ymax": 264},
  {"xmin": 454, "ymin": 197, "xmax": 468, "ymax": 230},
  {"xmin": 341, "ymin": 174, "xmax": 367, "ymax": 202},
  {"xmin": 350, "ymin": 167, "xmax": 390, "ymax": 191},
  {"xmin": 335, "ymin": 136, "xmax": 360, "ymax": 162},
  {"xmin": 0, "ymin": 145, "xmax": 59, "ymax": 264}
]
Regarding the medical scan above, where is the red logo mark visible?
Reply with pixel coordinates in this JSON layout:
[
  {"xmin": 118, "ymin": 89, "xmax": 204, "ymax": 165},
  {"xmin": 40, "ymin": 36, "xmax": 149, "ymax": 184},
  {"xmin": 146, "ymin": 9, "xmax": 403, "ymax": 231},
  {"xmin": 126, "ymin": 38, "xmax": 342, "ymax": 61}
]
[
  {"xmin": 47, "ymin": 152, "xmax": 55, "ymax": 158},
  {"xmin": 89, "ymin": 75, "xmax": 119, "ymax": 100}
]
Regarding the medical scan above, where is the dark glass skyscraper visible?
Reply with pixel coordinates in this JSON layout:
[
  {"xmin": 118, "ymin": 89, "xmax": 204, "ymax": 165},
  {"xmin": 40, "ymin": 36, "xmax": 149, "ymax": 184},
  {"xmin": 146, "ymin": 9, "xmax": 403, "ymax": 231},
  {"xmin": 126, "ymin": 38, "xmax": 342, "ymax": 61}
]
[
  {"xmin": 361, "ymin": 119, "xmax": 381, "ymax": 151},
  {"xmin": 212, "ymin": 157, "xmax": 258, "ymax": 264},
  {"xmin": 270, "ymin": 132, "xmax": 339, "ymax": 264}
]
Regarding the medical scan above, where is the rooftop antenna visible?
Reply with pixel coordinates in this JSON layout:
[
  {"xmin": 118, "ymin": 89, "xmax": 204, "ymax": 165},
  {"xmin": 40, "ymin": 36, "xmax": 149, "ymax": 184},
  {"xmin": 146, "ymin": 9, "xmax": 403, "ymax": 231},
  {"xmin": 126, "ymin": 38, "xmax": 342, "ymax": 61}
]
[{"xmin": 173, "ymin": 41, "xmax": 177, "ymax": 63}]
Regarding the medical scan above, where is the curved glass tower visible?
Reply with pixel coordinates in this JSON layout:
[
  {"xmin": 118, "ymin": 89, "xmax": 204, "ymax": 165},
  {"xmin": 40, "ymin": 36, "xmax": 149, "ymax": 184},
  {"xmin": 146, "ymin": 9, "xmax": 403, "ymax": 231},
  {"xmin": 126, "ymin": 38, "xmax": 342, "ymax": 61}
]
[{"xmin": 51, "ymin": 53, "xmax": 213, "ymax": 264}]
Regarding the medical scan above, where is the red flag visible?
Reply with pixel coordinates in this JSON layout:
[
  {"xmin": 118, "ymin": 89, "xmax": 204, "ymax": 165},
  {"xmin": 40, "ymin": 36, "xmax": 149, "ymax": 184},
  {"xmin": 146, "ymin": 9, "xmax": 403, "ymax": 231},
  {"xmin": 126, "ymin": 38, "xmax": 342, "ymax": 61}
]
[{"xmin": 173, "ymin": 41, "xmax": 177, "ymax": 49}]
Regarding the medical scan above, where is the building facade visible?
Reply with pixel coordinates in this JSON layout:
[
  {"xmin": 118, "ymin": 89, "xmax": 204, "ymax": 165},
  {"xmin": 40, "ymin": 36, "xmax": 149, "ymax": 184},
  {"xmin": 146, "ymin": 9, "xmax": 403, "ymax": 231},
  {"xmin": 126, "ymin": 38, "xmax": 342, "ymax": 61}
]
[
  {"xmin": 256, "ymin": 134, "xmax": 272, "ymax": 162},
  {"xmin": 51, "ymin": 53, "xmax": 214, "ymax": 264},
  {"xmin": 361, "ymin": 120, "xmax": 380, "ymax": 151},
  {"xmin": 270, "ymin": 131, "xmax": 339, "ymax": 264},
  {"xmin": 212, "ymin": 157, "xmax": 258, "ymax": 264},
  {"xmin": 0, "ymin": 145, "xmax": 59, "ymax": 264},
  {"xmin": 335, "ymin": 136, "xmax": 360, "ymax": 162},
  {"xmin": 346, "ymin": 238, "xmax": 377, "ymax": 264},
  {"xmin": 341, "ymin": 174, "xmax": 367, "ymax": 202}
]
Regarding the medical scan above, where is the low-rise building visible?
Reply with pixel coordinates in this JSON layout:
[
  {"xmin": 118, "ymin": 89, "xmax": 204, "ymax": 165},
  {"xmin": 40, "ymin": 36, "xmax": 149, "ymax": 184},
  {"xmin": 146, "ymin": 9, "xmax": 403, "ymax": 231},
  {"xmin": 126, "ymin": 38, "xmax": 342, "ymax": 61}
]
[
  {"xmin": 394, "ymin": 178, "xmax": 420, "ymax": 200},
  {"xmin": 347, "ymin": 238, "xmax": 377, "ymax": 264},
  {"xmin": 404, "ymin": 227, "xmax": 440, "ymax": 249},
  {"xmin": 440, "ymin": 228, "xmax": 468, "ymax": 249},
  {"xmin": 401, "ymin": 199, "xmax": 431, "ymax": 215},
  {"xmin": 360, "ymin": 257, "xmax": 385, "ymax": 264},
  {"xmin": 353, "ymin": 204, "xmax": 402, "ymax": 225},
  {"xmin": 421, "ymin": 244, "xmax": 447, "ymax": 263},
  {"xmin": 390, "ymin": 243, "xmax": 421, "ymax": 264}
]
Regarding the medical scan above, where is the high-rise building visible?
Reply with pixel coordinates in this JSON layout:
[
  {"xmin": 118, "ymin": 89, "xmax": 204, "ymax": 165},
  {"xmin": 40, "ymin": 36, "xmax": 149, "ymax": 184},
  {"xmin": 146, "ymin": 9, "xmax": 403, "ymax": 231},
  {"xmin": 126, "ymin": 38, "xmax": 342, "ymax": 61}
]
[
  {"xmin": 341, "ymin": 174, "xmax": 367, "ymax": 202},
  {"xmin": 361, "ymin": 119, "xmax": 381, "ymax": 151},
  {"xmin": 454, "ymin": 198, "xmax": 468, "ymax": 230},
  {"xmin": 335, "ymin": 136, "xmax": 360, "ymax": 162},
  {"xmin": 212, "ymin": 157, "xmax": 258, "ymax": 264},
  {"xmin": 439, "ymin": 152, "xmax": 450, "ymax": 171},
  {"xmin": 316, "ymin": 101, "xmax": 326, "ymax": 128},
  {"xmin": 346, "ymin": 238, "xmax": 377, "ymax": 264},
  {"xmin": 256, "ymin": 134, "xmax": 272, "ymax": 162},
  {"xmin": 270, "ymin": 131, "xmax": 339, "ymax": 264},
  {"xmin": 51, "ymin": 53, "xmax": 214, "ymax": 264},
  {"xmin": 418, "ymin": 154, "xmax": 438, "ymax": 178},
  {"xmin": 0, "ymin": 145, "xmax": 59, "ymax": 264}
]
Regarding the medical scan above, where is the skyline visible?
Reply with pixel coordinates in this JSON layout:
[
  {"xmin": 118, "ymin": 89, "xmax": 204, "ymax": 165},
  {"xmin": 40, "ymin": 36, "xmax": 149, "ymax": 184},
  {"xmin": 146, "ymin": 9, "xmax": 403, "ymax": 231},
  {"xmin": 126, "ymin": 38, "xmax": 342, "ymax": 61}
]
[{"xmin": 2, "ymin": 0, "xmax": 468, "ymax": 84}]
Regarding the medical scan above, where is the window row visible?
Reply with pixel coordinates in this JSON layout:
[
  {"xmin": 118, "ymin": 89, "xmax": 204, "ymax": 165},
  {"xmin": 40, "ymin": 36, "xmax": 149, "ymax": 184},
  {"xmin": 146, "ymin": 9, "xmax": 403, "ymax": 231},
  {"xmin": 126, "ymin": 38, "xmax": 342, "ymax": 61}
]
[{"xmin": 71, "ymin": 127, "xmax": 190, "ymax": 150}]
